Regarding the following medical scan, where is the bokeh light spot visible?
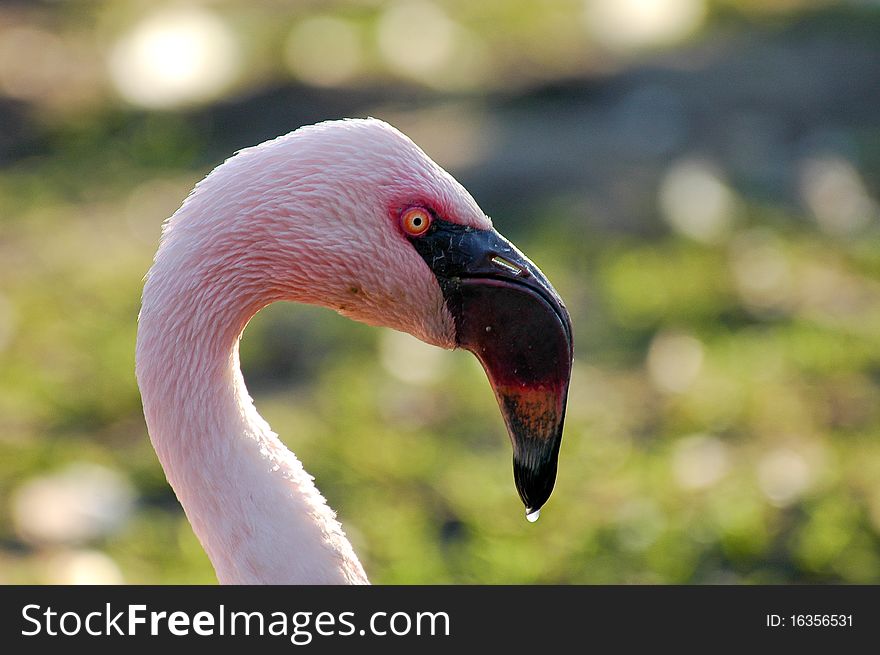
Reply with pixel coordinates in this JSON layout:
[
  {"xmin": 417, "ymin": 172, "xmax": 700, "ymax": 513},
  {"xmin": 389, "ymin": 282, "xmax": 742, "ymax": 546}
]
[
  {"xmin": 0, "ymin": 27, "xmax": 70, "ymax": 100},
  {"xmin": 377, "ymin": 1, "xmax": 455, "ymax": 79},
  {"xmin": 729, "ymin": 229, "xmax": 794, "ymax": 316},
  {"xmin": 284, "ymin": 16, "xmax": 362, "ymax": 87},
  {"xmin": 673, "ymin": 433, "xmax": 731, "ymax": 490},
  {"xmin": 659, "ymin": 158, "xmax": 738, "ymax": 243},
  {"xmin": 757, "ymin": 448, "xmax": 813, "ymax": 507},
  {"xmin": 799, "ymin": 155, "xmax": 878, "ymax": 237},
  {"xmin": 108, "ymin": 7, "xmax": 240, "ymax": 109},
  {"xmin": 11, "ymin": 463, "xmax": 135, "ymax": 545},
  {"xmin": 45, "ymin": 550, "xmax": 124, "ymax": 585},
  {"xmin": 584, "ymin": 0, "xmax": 707, "ymax": 52},
  {"xmin": 647, "ymin": 331, "xmax": 705, "ymax": 394},
  {"xmin": 380, "ymin": 330, "xmax": 448, "ymax": 385}
]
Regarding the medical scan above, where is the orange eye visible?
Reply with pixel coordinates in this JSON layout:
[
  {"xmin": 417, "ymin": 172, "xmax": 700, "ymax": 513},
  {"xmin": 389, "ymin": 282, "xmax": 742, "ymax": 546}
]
[{"xmin": 401, "ymin": 207, "xmax": 432, "ymax": 236}]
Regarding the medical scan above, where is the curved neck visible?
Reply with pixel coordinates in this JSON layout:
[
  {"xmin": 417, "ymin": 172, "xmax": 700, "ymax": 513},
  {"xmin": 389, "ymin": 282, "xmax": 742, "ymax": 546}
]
[{"xmin": 136, "ymin": 259, "xmax": 369, "ymax": 585}]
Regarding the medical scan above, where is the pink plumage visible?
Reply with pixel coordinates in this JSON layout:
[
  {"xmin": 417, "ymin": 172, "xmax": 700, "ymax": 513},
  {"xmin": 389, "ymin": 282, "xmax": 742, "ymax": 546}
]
[
  {"xmin": 137, "ymin": 119, "xmax": 491, "ymax": 583},
  {"xmin": 136, "ymin": 117, "xmax": 573, "ymax": 584}
]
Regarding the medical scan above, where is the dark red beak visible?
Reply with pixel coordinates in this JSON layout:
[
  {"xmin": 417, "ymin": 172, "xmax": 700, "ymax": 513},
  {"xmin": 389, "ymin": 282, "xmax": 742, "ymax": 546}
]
[{"xmin": 409, "ymin": 219, "xmax": 573, "ymax": 517}]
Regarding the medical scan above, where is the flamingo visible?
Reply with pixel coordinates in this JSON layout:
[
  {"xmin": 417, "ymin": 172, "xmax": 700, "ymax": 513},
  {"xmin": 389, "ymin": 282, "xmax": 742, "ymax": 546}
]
[{"xmin": 135, "ymin": 118, "xmax": 573, "ymax": 584}]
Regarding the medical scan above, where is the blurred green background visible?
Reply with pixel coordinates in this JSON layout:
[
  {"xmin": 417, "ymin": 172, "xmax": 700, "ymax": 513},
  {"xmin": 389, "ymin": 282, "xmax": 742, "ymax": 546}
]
[{"xmin": 2, "ymin": 0, "xmax": 880, "ymax": 584}]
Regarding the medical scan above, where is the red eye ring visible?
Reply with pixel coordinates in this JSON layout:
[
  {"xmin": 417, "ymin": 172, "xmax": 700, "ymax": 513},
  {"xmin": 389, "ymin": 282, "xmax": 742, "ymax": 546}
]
[{"xmin": 401, "ymin": 207, "xmax": 432, "ymax": 237}]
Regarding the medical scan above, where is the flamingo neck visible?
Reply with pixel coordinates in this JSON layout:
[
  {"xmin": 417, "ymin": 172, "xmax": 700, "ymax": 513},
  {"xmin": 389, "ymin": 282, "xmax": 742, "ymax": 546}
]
[{"xmin": 136, "ymin": 262, "xmax": 369, "ymax": 585}]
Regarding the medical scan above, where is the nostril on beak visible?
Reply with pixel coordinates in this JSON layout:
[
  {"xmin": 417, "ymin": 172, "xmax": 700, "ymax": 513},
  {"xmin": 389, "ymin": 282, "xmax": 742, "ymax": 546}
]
[{"xmin": 490, "ymin": 255, "xmax": 529, "ymax": 277}]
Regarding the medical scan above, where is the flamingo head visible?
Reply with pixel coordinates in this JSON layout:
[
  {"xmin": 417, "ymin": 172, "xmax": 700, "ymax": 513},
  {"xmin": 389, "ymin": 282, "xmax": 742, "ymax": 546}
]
[{"xmin": 182, "ymin": 118, "xmax": 573, "ymax": 516}]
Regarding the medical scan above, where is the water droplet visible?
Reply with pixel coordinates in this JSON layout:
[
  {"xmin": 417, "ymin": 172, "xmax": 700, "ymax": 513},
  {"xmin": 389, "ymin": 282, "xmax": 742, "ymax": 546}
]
[{"xmin": 526, "ymin": 508, "xmax": 540, "ymax": 523}]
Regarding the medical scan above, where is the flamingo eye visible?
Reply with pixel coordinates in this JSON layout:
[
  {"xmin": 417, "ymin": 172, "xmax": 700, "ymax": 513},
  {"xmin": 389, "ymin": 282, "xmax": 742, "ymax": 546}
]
[{"xmin": 401, "ymin": 207, "xmax": 432, "ymax": 237}]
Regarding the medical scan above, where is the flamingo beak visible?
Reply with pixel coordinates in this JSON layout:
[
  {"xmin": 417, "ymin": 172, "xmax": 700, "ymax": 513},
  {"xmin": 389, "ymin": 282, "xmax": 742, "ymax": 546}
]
[{"xmin": 409, "ymin": 221, "xmax": 573, "ymax": 516}]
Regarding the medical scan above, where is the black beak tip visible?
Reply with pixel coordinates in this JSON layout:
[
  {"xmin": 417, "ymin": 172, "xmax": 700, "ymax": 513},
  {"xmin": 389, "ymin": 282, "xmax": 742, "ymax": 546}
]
[{"xmin": 513, "ymin": 448, "xmax": 559, "ymax": 515}]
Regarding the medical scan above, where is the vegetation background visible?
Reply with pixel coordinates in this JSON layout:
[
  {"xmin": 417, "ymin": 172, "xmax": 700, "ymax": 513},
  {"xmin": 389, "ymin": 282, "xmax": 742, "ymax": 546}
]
[{"xmin": 1, "ymin": 0, "xmax": 879, "ymax": 584}]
